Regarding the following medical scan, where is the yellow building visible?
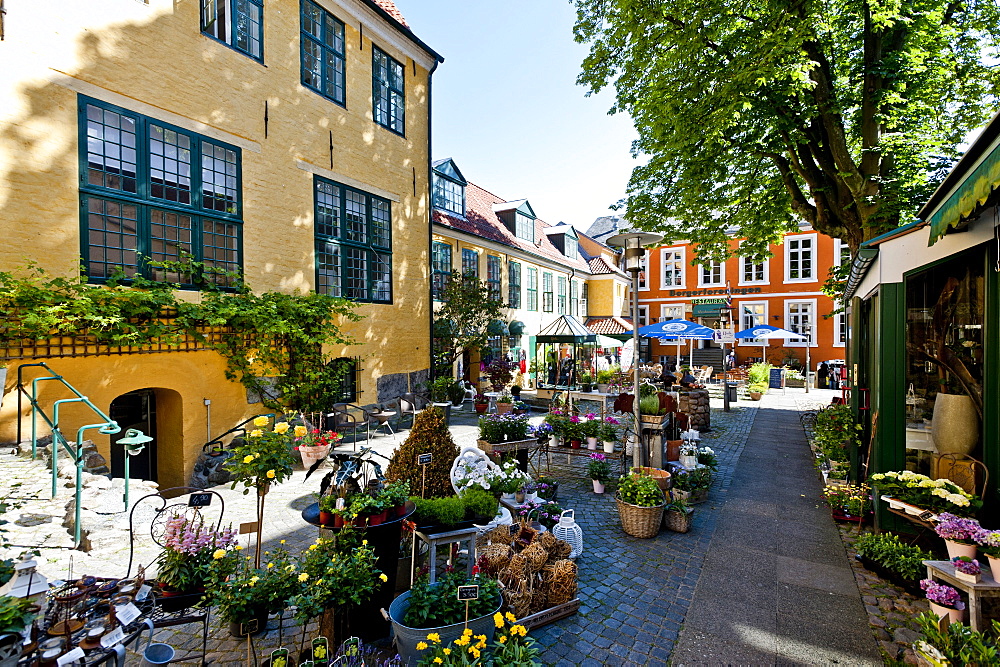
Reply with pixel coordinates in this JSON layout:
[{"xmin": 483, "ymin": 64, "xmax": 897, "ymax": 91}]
[
  {"xmin": 430, "ymin": 159, "xmax": 630, "ymax": 389},
  {"xmin": 0, "ymin": 0, "xmax": 442, "ymax": 487}
]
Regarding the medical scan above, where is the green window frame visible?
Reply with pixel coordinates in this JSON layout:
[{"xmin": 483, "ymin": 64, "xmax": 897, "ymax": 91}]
[
  {"xmin": 527, "ymin": 267, "xmax": 538, "ymax": 311},
  {"xmin": 300, "ymin": 0, "xmax": 345, "ymax": 106},
  {"xmin": 462, "ymin": 248, "xmax": 478, "ymax": 278},
  {"xmin": 314, "ymin": 176, "xmax": 392, "ymax": 304},
  {"xmin": 542, "ymin": 271, "xmax": 553, "ymax": 312},
  {"xmin": 508, "ymin": 261, "xmax": 521, "ymax": 308},
  {"xmin": 201, "ymin": 0, "xmax": 264, "ymax": 62},
  {"xmin": 79, "ymin": 96, "xmax": 242, "ymax": 288},
  {"xmin": 557, "ymin": 276, "xmax": 567, "ymax": 314},
  {"xmin": 372, "ymin": 46, "xmax": 404, "ymax": 135},
  {"xmin": 432, "ymin": 241, "xmax": 452, "ymax": 301},
  {"xmin": 487, "ymin": 255, "xmax": 502, "ymax": 300},
  {"xmin": 570, "ymin": 280, "xmax": 578, "ymax": 317},
  {"xmin": 432, "ymin": 173, "xmax": 464, "ymax": 215}
]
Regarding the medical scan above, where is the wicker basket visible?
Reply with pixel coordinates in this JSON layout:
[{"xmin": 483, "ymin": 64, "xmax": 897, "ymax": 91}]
[
  {"xmin": 663, "ymin": 508, "xmax": 693, "ymax": 533},
  {"xmin": 615, "ymin": 495, "xmax": 665, "ymax": 539},
  {"xmin": 632, "ymin": 467, "xmax": 672, "ymax": 492}
]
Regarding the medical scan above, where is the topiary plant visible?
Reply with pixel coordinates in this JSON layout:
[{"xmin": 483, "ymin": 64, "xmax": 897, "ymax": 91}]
[{"xmin": 384, "ymin": 407, "xmax": 459, "ymax": 498}]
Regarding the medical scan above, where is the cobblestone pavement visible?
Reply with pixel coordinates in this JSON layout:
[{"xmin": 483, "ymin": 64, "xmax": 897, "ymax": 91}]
[
  {"xmin": 2, "ymin": 399, "xmax": 765, "ymax": 665},
  {"xmin": 532, "ymin": 400, "xmax": 759, "ymax": 666}
]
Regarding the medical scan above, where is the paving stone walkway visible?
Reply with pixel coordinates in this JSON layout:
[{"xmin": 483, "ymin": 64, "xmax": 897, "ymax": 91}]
[{"xmin": 671, "ymin": 390, "xmax": 882, "ymax": 665}]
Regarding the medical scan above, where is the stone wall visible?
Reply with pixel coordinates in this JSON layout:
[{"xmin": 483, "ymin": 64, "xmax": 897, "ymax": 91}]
[{"xmin": 678, "ymin": 390, "xmax": 711, "ymax": 431}]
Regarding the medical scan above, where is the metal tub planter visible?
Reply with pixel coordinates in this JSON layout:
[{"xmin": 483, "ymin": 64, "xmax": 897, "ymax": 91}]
[{"xmin": 386, "ymin": 586, "xmax": 502, "ymax": 666}]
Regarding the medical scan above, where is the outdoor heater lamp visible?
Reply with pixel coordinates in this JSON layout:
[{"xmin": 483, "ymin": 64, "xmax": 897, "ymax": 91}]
[{"xmin": 606, "ymin": 229, "xmax": 663, "ymax": 468}]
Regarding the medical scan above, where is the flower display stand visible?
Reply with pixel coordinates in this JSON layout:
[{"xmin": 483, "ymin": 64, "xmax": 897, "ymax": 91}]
[
  {"xmin": 412, "ymin": 525, "xmax": 479, "ymax": 584},
  {"xmin": 923, "ymin": 560, "xmax": 1000, "ymax": 632}
]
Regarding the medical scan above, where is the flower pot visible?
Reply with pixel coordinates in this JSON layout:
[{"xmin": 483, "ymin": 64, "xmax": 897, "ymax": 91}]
[
  {"xmin": 955, "ymin": 569, "xmax": 981, "ymax": 584},
  {"xmin": 367, "ymin": 512, "xmax": 385, "ymax": 527},
  {"xmin": 475, "ymin": 403, "xmax": 488, "ymax": 415},
  {"xmin": 298, "ymin": 444, "xmax": 331, "ymax": 468},
  {"xmin": 592, "ymin": 480, "xmax": 605, "ymax": 494},
  {"xmin": 587, "ymin": 437, "xmax": 598, "ymax": 450},
  {"xmin": 988, "ymin": 555, "xmax": 1000, "ymax": 582},
  {"xmin": 496, "ymin": 402, "xmax": 513, "ymax": 415},
  {"xmin": 615, "ymin": 494, "xmax": 666, "ymax": 539},
  {"xmin": 633, "ymin": 467, "xmax": 672, "ymax": 492},
  {"xmin": 666, "ymin": 440, "xmax": 682, "ymax": 461},
  {"xmin": 387, "ymin": 586, "xmax": 502, "ymax": 667},
  {"xmin": 603, "ymin": 441, "xmax": 615, "ymax": 454},
  {"xmin": 396, "ymin": 503, "xmax": 408, "ymax": 517},
  {"xmin": 500, "ymin": 492, "xmax": 516, "ymax": 503},
  {"xmin": 597, "ymin": 383, "xmax": 609, "ymax": 393},
  {"xmin": 664, "ymin": 508, "xmax": 693, "ymax": 533},
  {"xmin": 228, "ymin": 612, "xmax": 269, "ymax": 638},
  {"xmin": 570, "ymin": 439, "xmax": 582, "ymax": 449},
  {"xmin": 749, "ymin": 392, "xmax": 762, "ymax": 401},
  {"xmin": 931, "ymin": 393, "xmax": 980, "ymax": 456},
  {"xmin": 524, "ymin": 492, "xmax": 538, "ymax": 503},
  {"xmin": 318, "ymin": 510, "xmax": 334, "ymax": 526},
  {"xmin": 515, "ymin": 491, "xmax": 525, "ymax": 504},
  {"xmin": 549, "ymin": 435, "xmax": 560, "ymax": 448},
  {"xmin": 640, "ymin": 414, "xmax": 665, "ymax": 424},
  {"xmin": 945, "ymin": 540, "xmax": 977, "ymax": 560},
  {"xmin": 928, "ymin": 601, "xmax": 965, "ymax": 625}
]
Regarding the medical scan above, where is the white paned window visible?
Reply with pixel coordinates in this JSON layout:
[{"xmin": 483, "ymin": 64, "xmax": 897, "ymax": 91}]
[
  {"xmin": 661, "ymin": 248, "xmax": 685, "ymax": 288},
  {"xmin": 738, "ymin": 302, "xmax": 767, "ymax": 344},
  {"xmin": 834, "ymin": 239, "xmax": 851, "ymax": 267},
  {"xmin": 739, "ymin": 243, "xmax": 767, "ymax": 285},
  {"xmin": 638, "ymin": 251, "xmax": 649, "ymax": 290},
  {"xmin": 786, "ymin": 300, "xmax": 816, "ymax": 346},
  {"xmin": 661, "ymin": 304, "xmax": 684, "ymax": 321},
  {"xmin": 638, "ymin": 305, "xmax": 648, "ymax": 327},
  {"xmin": 785, "ymin": 234, "xmax": 816, "ymax": 282},
  {"xmin": 698, "ymin": 260, "xmax": 724, "ymax": 287},
  {"xmin": 834, "ymin": 301, "xmax": 847, "ymax": 346}
]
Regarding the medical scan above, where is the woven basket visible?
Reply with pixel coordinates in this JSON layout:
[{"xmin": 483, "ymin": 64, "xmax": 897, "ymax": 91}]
[
  {"xmin": 632, "ymin": 467, "xmax": 672, "ymax": 492},
  {"xmin": 663, "ymin": 508, "xmax": 693, "ymax": 533},
  {"xmin": 615, "ymin": 495, "xmax": 665, "ymax": 539}
]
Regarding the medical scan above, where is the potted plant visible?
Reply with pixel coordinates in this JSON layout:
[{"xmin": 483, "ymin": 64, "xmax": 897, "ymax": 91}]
[
  {"xmin": 516, "ymin": 499, "xmax": 563, "ymax": 529},
  {"xmin": 205, "ymin": 545, "xmax": 301, "ymax": 637},
  {"xmin": 952, "ymin": 556, "xmax": 982, "ymax": 583},
  {"xmin": 821, "ymin": 483, "xmax": 871, "ymax": 523},
  {"xmin": 746, "ymin": 362, "xmax": 771, "ymax": 400},
  {"xmin": 532, "ymin": 422, "xmax": 553, "ymax": 445},
  {"xmin": 387, "ymin": 570, "xmax": 502, "ymax": 665},
  {"xmin": 973, "ymin": 528, "xmax": 1000, "ymax": 581},
  {"xmin": 495, "ymin": 390, "xmax": 514, "ymax": 415},
  {"xmin": 853, "ymin": 532, "xmax": 932, "ymax": 592},
  {"xmin": 639, "ymin": 394, "xmax": 667, "ymax": 423},
  {"xmin": 565, "ymin": 415, "xmax": 584, "ymax": 448},
  {"xmin": 616, "ymin": 469, "xmax": 666, "ymax": 538},
  {"xmin": 578, "ymin": 371, "xmax": 594, "ymax": 392},
  {"xmin": 913, "ymin": 611, "xmax": 1000, "ymax": 666},
  {"xmin": 600, "ymin": 416, "xmax": 619, "ymax": 453},
  {"xmin": 155, "ymin": 514, "xmax": 238, "ymax": 597},
  {"xmin": 587, "ymin": 452, "xmax": 611, "ymax": 494},
  {"xmin": 663, "ymin": 496, "xmax": 694, "ymax": 533},
  {"xmin": 920, "ymin": 579, "xmax": 966, "ymax": 624},
  {"xmin": 474, "ymin": 393, "xmax": 489, "ymax": 415},
  {"xmin": 513, "ymin": 400, "xmax": 530, "ymax": 415},
  {"xmin": 460, "ymin": 487, "xmax": 500, "ymax": 523},
  {"xmin": 294, "ymin": 427, "xmax": 342, "ymax": 469},
  {"xmin": 596, "ymin": 369, "xmax": 613, "ymax": 393},
  {"xmin": 510, "ymin": 384, "xmax": 522, "ymax": 401},
  {"xmin": 484, "ymin": 357, "xmax": 517, "ymax": 392},
  {"xmin": 381, "ymin": 480, "xmax": 411, "ymax": 517},
  {"xmin": 543, "ymin": 409, "xmax": 569, "ymax": 447},
  {"xmin": 935, "ymin": 513, "xmax": 982, "ymax": 560},
  {"xmin": 489, "ymin": 460, "xmax": 531, "ymax": 503},
  {"xmin": 534, "ymin": 475, "xmax": 559, "ymax": 501},
  {"xmin": 871, "ymin": 470, "xmax": 981, "ymax": 517},
  {"xmin": 673, "ymin": 467, "xmax": 712, "ymax": 504},
  {"xmin": 0, "ymin": 595, "xmax": 36, "ymax": 667},
  {"xmin": 317, "ymin": 494, "xmax": 342, "ymax": 527},
  {"xmin": 415, "ymin": 611, "xmax": 541, "ymax": 666}
]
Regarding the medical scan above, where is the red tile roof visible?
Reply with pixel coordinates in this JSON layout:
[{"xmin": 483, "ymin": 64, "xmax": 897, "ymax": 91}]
[
  {"xmin": 372, "ymin": 0, "xmax": 408, "ymax": 27},
  {"xmin": 433, "ymin": 182, "xmax": 592, "ymax": 272},
  {"xmin": 586, "ymin": 316, "xmax": 633, "ymax": 335},
  {"xmin": 587, "ymin": 256, "xmax": 627, "ymax": 277}
]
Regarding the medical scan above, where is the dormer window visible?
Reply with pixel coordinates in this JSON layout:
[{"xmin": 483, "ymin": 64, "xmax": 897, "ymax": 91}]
[
  {"xmin": 564, "ymin": 236, "xmax": 578, "ymax": 260},
  {"xmin": 493, "ymin": 199, "xmax": 536, "ymax": 242},
  {"xmin": 544, "ymin": 223, "xmax": 580, "ymax": 259},
  {"xmin": 431, "ymin": 158, "xmax": 466, "ymax": 216},
  {"xmin": 515, "ymin": 213, "xmax": 533, "ymax": 241}
]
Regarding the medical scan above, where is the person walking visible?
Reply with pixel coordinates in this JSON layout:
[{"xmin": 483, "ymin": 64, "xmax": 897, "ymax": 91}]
[{"xmin": 817, "ymin": 361, "xmax": 829, "ymax": 389}]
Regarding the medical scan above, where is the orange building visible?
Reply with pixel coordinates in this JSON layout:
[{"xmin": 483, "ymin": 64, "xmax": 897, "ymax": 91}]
[{"xmin": 587, "ymin": 217, "xmax": 848, "ymax": 373}]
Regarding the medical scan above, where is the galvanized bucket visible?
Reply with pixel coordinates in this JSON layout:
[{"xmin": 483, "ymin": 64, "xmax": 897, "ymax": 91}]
[{"xmin": 387, "ymin": 586, "xmax": 501, "ymax": 666}]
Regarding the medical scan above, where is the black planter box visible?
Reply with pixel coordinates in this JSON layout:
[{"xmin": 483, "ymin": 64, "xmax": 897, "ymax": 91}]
[{"xmin": 854, "ymin": 554, "xmax": 923, "ymax": 596}]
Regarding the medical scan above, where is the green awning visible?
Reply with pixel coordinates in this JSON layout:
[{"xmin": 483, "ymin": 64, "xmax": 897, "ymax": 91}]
[
  {"xmin": 692, "ymin": 303, "xmax": 723, "ymax": 317},
  {"xmin": 508, "ymin": 320, "xmax": 526, "ymax": 335},
  {"xmin": 486, "ymin": 320, "xmax": 509, "ymax": 336},
  {"xmin": 928, "ymin": 144, "xmax": 1000, "ymax": 245}
]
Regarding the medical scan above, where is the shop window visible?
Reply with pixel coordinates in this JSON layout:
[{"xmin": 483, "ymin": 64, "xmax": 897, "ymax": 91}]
[{"xmin": 904, "ymin": 249, "xmax": 985, "ymax": 476}]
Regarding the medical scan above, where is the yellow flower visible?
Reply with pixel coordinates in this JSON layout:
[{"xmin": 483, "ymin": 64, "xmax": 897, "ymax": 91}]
[
  {"xmin": 266, "ymin": 469, "xmax": 276, "ymax": 479},
  {"xmin": 243, "ymin": 455, "xmax": 255, "ymax": 464},
  {"xmin": 416, "ymin": 642, "xmax": 428, "ymax": 651},
  {"xmin": 235, "ymin": 545, "xmax": 243, "ymax": 550},
  {"xmin": 212, "ymin": 549, "xmax": 226, "ymax": 560},
  {"xmin": 442, "ymin": 648, "xmax": 451, "ymax": 655},
  {"xmin": 298, "ymin": 573, "xmax": 308, "ymax": 582},
  {"xmin": 454, "ymin": 636, "xmax": 469, "ymax": 647},
  {"xmin": 267, "ymin": 563, "xmax": 274, "ymax": 569},
  {"xmin": 379, "ymin": 573, "xmax": 388, "ymax": 582},
  {"xmin": 274, "ymin": 422, "xmax": 290, "ymax": 434},
  {"xmin": 469, "ymin": 647, "xmax": 480, "ymax": 659},
  {"xmin": 294, "ymin": 425, "xmax": 308, "ymax": 438},
  {"xmin": 512, "ymin": 624, "xmax": 527, "ymax": 637},
  {"xmin": 249, "ymin": 429, "xmax": 263, "ymax": 438},
  {"xmin": 433, "ymin": 659, "xmax": 442, "ymax": 665},
  {"xmin": 498, "ymin": 636, "xmax": 507, "ymax": 644},
  {"xmin": 280, "ymin": 540, "xmax": 285, "ymax": 544},
  {"xmin": 463, "ymin": 629, "xmax": 472, "ymax": 636},
  {"xmin": 253, "ymin": 416, "xmax": 269, "ymax": 427},
  {"xmin": 308, "ymin": 544, "xmax": 318, "ymax": 551},
  {"xmin": 426, "ymin": 633, "xmax": 440, "ymax": 644},
  {"xmin": 362, "ymin": 540, "xmax": 368, "ymax": 546},
  {"xmin": 505, "ymin": 612, "xmax": 516, "ymax": 623},
  {"xmin": 494, "ymin": 612, "xmax": 504, "ymax": 628},
  {"xmin": 254, "ymin": 453, "xmax": 261, "ymax": 459}
]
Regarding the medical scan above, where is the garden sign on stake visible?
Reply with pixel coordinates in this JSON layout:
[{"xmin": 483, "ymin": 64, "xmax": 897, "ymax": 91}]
[
  {"xmin": 418, "ymin": 452, "xmax": 432, "ymax": 498},
  {"xmin": 457, "ymin": 584, "xmax": 479, "ymax": 631}
]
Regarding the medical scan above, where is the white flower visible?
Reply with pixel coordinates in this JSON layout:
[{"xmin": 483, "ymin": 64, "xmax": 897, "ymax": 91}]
[
  {"xmin": 871, "ymin": 473, "xmax": 885, "ymax": 481},
  {"xmin": 932, "ymin": 488, "xmax": 949, "ymax": 498},
  {"xmin": 919, "ymin": 480, "xmax": 936, "ymax": 488},
  {"xmin": 946, "ymin": 493, "xmax": 970, "ymax": 507}
]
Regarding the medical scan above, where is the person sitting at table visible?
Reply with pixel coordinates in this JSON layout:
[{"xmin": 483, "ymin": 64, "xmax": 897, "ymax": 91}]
[
  {"xmin": 680, "ymin": 371, "xmax": 698, "ymax": 388},
  {"xmin": 658, "ymin": 368, "xmax": 675, "ymax": 388}
]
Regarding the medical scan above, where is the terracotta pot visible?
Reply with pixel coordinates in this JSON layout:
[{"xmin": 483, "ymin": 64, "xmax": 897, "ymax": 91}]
[
  {"xmin": 367, "ymin": 512, "xmax": 385, "ymax": 526},
  {"xmin": 587, "ymin": 437, "xmax": 598, "ymax": 450},
  {"xmin": 592, "ymin": 480, "xmax": 605, "ymax": 494},
  {"xmin": 396, "ymin": 503, "xmax": 408, "ymax": 517},
  {"xmin": 945, "ymin": 540, "xmax": 977, "ymax": 560},
  {"xmin": 928, "ymin": 601, "xmax": 965, "ymax": 625},
  {"xmin": 666, "ymin": 440, "xmax": 682, "ymax": 461},
  {"xmin": 298, "ymin": 444, "xmax": 331, "ymax": 468},
  {"xmin": 515, "ymin": 491, "xmax": 525, "ymax": 504},
  {"xmin": 496, "ymin": 402, "xmax": 513, "ymax": 415},
  {"xmin": 318, "ymin": 510, "xmax": 334, "ymax": 526},
  {"xmin": 475, "ymin": 403, "xmax": 488, "ymax": 414},
  {"xmin": 570, "ymin": 439, "xmax": 582, "ymax": 449},
  {"xmin": 988, "ymin": 555, "xmax": 1000, "ymax": 582}
]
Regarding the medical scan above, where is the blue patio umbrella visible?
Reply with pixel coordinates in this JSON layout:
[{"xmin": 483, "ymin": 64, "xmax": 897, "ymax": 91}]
[
  {"xmin": 735, "ymin": 324, "xmax": 810, "ymax": 388},
  {"xmin": 637, "ymin": 319, "xmax": 715, "ymax": 371}
]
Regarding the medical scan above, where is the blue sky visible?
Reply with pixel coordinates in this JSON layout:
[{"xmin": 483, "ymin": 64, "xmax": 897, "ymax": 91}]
[{"xmin": 398, "ymin": 0, "xmax": 639, "ymax": 231}]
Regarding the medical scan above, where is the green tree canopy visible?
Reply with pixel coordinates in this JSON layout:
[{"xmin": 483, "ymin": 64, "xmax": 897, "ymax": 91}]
[
  {"xmin": 574, "ymin": 0, "xmax": 1000, "ymax": 256},
  {"xmin": 432, "ymin": 270, "xmax": 508, "ymax": 376}
]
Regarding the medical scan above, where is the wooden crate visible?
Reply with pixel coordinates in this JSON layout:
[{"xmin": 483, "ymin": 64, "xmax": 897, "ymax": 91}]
[{"xmin": 516, "ymin": 598, "xmax": 581, "ymax": 631}]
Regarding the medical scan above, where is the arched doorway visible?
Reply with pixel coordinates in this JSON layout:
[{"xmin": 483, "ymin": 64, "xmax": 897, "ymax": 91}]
[{"xmin": 109, "ymin": 389, "xmax": 157, "ymax": 482}]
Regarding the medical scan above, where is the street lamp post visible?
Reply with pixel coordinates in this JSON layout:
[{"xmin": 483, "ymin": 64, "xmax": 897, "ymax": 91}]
[{"xmin": 606, "ymin": 229, "xmax": 663, "ymax": 470}]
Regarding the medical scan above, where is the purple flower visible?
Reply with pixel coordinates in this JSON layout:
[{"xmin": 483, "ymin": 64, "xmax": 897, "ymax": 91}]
[
  {"xmin": 952, "ymin": 557, "xmax": 981, "ymax": 575},
  {"xmin": 935, "ymin": 513, "xmax": 982, "ymax": 542},
  {"xmin": 920, "ymin": 579, "xmax": 965, "ymax": 609},
  {"xmin": 590, "ymin": 452, "xmax": 606, "ymax": 462}
]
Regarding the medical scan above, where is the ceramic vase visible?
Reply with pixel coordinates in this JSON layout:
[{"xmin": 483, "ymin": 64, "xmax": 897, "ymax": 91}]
[
  {"xmin": 603, "ymin": 441, "xmax": 615, "ymax": 454},
  {"xmin": 929, "ymin": 601, "xmax": 965, "ymax": 625},
  {"xmin": 592, "ymin": 480, "xmax": 605, "ymax": 494},
  {"xmin": 931, "ymin": 393, "xmax": 980, "ymax": 456},
  {"xmin": 945, "ymin": 540, "xmax": 977, "ymax": 560},
  {"xmin": 587, "ymin": 437, "xmax": 598, "ymax": 450}
]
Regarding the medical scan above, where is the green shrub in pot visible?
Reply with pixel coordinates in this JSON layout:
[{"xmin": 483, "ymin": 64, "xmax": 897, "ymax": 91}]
[
  {"xmin": 410, "ymin": 496, "xmax": 466, "ymax": 527},
  {"xmin": 854, "ymin": 532, "xmax": 934, "ymax": 582},
  {"xmin": 618, "ymin": 470, "xmax": 665, "ymax": 507},
  {"xmin": 638, "ymin": 394, "xmax": 665, "ymax": 416},
  {"xmin": 460, "ymin": 487, "xmax": 499, "ymax": 521}
]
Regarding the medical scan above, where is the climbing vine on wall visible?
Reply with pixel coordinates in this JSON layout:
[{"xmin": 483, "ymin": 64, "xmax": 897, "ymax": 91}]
[{"xmin": 0, "ymin": 264, "xmax": 361, "ymax": 413}]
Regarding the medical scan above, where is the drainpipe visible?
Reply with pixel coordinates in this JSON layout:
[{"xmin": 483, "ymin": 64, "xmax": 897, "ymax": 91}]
[{"xmin": 427, "ymin": 56, "xmax": 440, "ymax": 385}]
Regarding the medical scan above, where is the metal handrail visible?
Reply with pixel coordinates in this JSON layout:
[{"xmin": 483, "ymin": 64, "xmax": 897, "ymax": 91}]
[{"xmin": 200, "ymin": 413, "xmax": 275, "ymax": 453}]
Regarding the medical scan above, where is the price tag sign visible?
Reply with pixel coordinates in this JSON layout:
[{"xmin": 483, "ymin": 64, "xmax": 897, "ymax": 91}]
[
  {"xmin": 456, "ymin": 585, "xmax": 479, "ymax": 601},
  {"xmin": 135, "ymin": 584, "xmax": 152, "ymax": 601},
  {"xmin": 57, "ymin": 647, "xmax": 85, "ymax": 665},
  {"xmin": 115, "ymin": 601, "xmax": 141, "ymax": 627},
  {"xmin": 188, "ymin": 492, "xmax": 212, "ymax": 507},
  {"xmin": 417, "ymin": 453, "xmax": 432, "ymax": 465},
  {"xmin": 239, "ymin": 521, "xmax": 259, "ymax": 535},
  {"xmin": 101, "ymin": 627, "xmax": 125, "ymax": 648},
  {"xmin": 241, "ymin": 618, "xmax": 260, "ymax": 636}
]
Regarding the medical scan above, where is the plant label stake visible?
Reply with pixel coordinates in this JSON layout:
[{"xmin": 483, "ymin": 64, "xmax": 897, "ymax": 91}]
[
  {"xmin": 418, "ymin": 452, "xmax": 432, "ymax": 498},
  {"xmin": 457, "ymin": 585, "xmax": 479, "ymax": 630},
  {"xmin": 312, "ymin": 636, "xmax": 330, "ymax": 664},
  {"xmin": 269, "ymin": 648, "xmax": 289, "ymax": 667}
]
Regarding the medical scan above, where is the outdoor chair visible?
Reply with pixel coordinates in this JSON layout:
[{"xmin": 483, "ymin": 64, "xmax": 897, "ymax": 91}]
[
  {"xmin": 396, "ymin": 392, "xmax": 424, "ymax": 430},
  {"xmin": 326, "ymin": 403, "xmax": 374, "ymax": 450}
]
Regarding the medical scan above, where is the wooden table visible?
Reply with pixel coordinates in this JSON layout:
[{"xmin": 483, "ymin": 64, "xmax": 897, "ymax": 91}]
[
  {"xmin": 542, "ymin": 442, "xmax": 628, "ymax": 477},
  {"xmin": 924, "ymin": 560, "xmax": 1000, "ymax": 631}
]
